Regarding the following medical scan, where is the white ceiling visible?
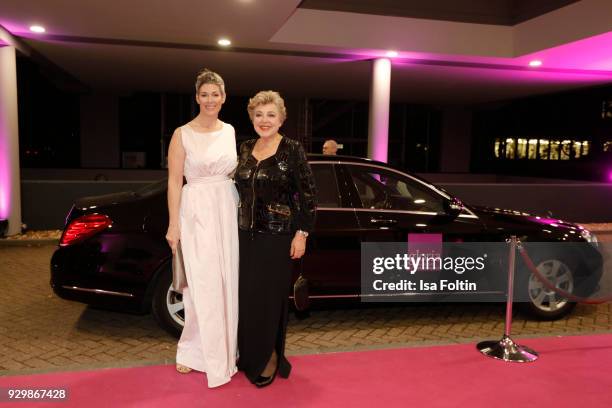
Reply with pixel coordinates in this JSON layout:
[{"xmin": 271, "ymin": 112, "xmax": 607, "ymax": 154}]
[{"xmin": 1, "ymin": 0, "xmax": 612, "ymax": 104}]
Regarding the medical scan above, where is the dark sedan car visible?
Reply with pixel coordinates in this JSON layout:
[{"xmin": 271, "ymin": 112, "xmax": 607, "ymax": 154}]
[{"xmin": 51, "ymin": 155, "xmax": 601, "ymax": 337}]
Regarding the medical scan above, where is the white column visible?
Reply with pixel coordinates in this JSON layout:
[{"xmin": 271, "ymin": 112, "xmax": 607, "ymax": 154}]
[
  {"xmin": 367, "ymin": 58, "xmax": 392, "ymax": 163},
  {"xmin": 0, "ymin": 45, "xmax": 22, "ymax": 235}
]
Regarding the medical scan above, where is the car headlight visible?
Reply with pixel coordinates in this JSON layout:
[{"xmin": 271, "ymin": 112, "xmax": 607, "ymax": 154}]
[{"xmin": 580, "ymin": 228, "xmax": 599, "ymax": 247}]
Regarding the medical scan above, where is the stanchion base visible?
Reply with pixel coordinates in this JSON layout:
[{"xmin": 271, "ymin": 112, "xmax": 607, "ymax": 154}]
[{"xmin": 477, "ymin": 335, "xmax": 539, "ymax": 363}]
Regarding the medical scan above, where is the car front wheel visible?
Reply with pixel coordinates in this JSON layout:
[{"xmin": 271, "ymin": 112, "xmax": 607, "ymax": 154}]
[
  {"xmin": 152, "ymin": 266, "xmax": 185, "ymax": 338},
  {"xmin": 518, "ymin": 255, "xmax": 576, "ymax": 320}
]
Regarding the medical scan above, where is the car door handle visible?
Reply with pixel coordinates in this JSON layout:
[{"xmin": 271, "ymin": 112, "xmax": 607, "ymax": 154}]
[{"xmin": 370, "ymin": 218, "xmax": 397, "ymax": 225}]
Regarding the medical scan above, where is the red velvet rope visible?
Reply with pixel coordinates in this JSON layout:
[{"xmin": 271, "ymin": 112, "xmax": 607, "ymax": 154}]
[{"xmin": 518, "ymin": 246, "xmax": 612, "ymax": 305}]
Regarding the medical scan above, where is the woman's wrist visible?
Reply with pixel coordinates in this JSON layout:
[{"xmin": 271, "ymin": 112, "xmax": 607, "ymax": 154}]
[{"xmin": 295, "ymin": 230, "xmax": 309, "ymax": 238}]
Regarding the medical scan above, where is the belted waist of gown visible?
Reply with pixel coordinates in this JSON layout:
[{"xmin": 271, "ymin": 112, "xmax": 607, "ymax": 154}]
[{"xmin": 187, "ymin": 175, "xmax": 231, "ymax": 185}]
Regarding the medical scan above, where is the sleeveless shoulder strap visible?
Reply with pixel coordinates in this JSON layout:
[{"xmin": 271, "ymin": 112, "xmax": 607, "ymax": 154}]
[{"xmin": 178, "ymin": 125, "xmax": 191, "ymax": 152}]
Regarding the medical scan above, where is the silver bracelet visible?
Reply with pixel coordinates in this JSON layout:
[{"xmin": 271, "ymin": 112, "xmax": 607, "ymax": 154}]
[{"xmin": 296, "ymin": 230, "xmax": 309, "ymax": 238}]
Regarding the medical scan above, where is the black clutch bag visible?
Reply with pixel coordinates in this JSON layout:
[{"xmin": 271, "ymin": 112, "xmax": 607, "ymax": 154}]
[{"xmin": 293, "ymin": 274, "xmax": 310, "ymax": 311}]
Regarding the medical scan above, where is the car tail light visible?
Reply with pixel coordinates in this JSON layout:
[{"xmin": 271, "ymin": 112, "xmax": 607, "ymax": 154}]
[{"xmin": 60, "ymin": 214, "xmax": 112, "ymax": 246}]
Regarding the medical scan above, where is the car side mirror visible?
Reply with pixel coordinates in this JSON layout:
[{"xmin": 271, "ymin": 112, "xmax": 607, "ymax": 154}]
[{"xmin": 444, "ymin": 198, "xmax": 464, "ymax": 218}]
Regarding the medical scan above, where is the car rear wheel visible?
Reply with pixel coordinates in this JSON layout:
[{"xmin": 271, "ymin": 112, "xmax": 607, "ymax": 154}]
[
  {"xmin": 518, "ymin": 255, "xmax": 576, "ymax": 320},
  {"xmin": 152, "ymin": 266, "xmax": 184, "ymax": 338}
]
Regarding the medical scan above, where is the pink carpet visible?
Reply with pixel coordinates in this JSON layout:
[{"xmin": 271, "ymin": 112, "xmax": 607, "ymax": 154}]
[{"xmin": 2, "ymin": 334, "xmax": 611, "ymax": 407}]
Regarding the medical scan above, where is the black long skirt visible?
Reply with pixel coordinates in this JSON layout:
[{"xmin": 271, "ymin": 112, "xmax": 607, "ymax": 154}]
[{"xmin": 237, "ymin": 229, "xmax": 293, "ymax": 383}]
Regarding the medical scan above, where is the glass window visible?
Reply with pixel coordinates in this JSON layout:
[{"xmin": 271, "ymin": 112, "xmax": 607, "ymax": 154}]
[
  {"xmin": 347, "ymin": 165, "xmax": 445, "ymax": 213},
  {"xmin": 517, "ymin": 138, "xmax": 527, "ymax": 159},
  {"xmin": 538, "ymin": 139, "xmax": 550, "ymax": 160},
  {"xmin": 492, "ymin": 137, "xmax": 592, "ymax": 160},
  {"xmin": 550, "ymin": 140, "xmax": 560, "ymax": 160},
  {"xmin": 528, "ymin": 139, "xmax": 538, "ymax": 159},
  {"xmin": 573, "ymin": 141, "xmax": 582, "ymax": 158},
  {"xmin": 311, "ymin": 164, "xmax": 341, "ymax": 208},
  {"xmin": 505, "ymin": 138, "xmax": 516, "ymax": 159},
  {"xmin": 560, "ymin": 140, "xmax": 571, "ymax": 160}
]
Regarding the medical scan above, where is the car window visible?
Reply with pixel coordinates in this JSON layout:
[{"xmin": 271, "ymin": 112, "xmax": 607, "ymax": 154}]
[
  {"xmin": 347, "ymin": 165, "xmax": 445, "ymax": 212},
  {"xmin": 311, "ymin": 164, "xmax": 341, "ymax": 208}
]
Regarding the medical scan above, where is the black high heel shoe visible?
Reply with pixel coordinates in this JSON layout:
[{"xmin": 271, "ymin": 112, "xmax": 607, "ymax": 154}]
[
  {"xmin": 255, "ymin": 366, "xmax": 278, "ymax": 388},
  {"xmin": 254, "ymin": 354, "xmax": 291, "ymax": 388}
]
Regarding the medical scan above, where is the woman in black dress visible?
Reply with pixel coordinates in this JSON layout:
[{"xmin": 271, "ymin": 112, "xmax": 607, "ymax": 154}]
[{"xmin": 235, "ymin": 90, "xmax": 317, "ymax": 387}]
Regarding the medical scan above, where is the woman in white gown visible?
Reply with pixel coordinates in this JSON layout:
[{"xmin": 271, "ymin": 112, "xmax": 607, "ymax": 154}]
[{"xmin": 165, "ymin": 69, "xmax": 239, "ymax": 388}]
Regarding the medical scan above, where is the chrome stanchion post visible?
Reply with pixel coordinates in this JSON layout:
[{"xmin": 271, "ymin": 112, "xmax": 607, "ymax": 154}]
[
  {"xmin": 504, "ymin": 234, "xmax": 516, "ymax": 338},
  {"xmin": 477, "ymin": 236, "xmax": 539, "ymax": 362}
]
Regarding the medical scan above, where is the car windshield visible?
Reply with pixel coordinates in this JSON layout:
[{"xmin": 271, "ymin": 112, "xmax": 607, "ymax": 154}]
[{"xmin": 135, "ymin": 178, "xmax": 167, "ymax": 197}]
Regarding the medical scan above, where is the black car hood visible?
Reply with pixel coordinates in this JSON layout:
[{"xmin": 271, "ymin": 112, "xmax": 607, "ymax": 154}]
[
  {"xmin": 469, "ymin": 204, "xmax": 585, "ymax": 239},
  {"xmin": 75, "ymin": 191, "xmax": 139, "ymax": 210}
]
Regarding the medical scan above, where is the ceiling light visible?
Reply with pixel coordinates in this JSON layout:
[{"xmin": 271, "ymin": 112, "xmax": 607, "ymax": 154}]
[
  {"xmin": 386, "ymin": 50, "xmax": 398, "ymax": 58},
  {"xmin": 29, "ymin": 25, "xmax": 46, "ymax": 33},
  {"xmin": 218, "ymin": 38, "xmax": 231, "ymax": 47},
  {"xmin": 529, "ymin": 60, "xmax": 542, "ymax": 67}
]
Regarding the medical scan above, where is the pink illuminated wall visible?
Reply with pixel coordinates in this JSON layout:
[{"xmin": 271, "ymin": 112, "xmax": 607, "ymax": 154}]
[
  {"xmin": 0, "ymin": 47, "xmax": 10, "ymax": 220},
  {"xmin": 0, "ymin": 134, "xmax": 10, "ymax": 220},
  {"xmin": 0, "ymin": 32, "xmax": 12, "ymax": 221},
  {"xmin": 0, "ymin": 44, "xmax": 21, "ymax": 234}
]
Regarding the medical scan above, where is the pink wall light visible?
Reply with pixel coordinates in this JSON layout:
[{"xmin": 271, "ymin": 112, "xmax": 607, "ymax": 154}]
[{"xmin": 0, "ymin": 138, "xmax": 10, "ymax": 219}]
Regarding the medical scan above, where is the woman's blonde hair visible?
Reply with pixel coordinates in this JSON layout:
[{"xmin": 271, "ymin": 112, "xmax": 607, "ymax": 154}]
[
  {"xmin": 247, "ymin": 90, "xmax": 287, "ymax": 122},
  {"xmin": 195, "ymin": 68, "xmax": 225, "ymax": 95}
]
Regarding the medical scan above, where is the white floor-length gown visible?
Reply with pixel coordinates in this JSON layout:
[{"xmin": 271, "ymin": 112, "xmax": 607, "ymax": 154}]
[{"xmin": 175, "ymin": 122, "xmax": 239, "ymax": 388}]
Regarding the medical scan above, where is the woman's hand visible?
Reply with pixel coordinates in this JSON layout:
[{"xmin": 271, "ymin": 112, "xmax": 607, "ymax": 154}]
[
  {"xmin": 166, "ymin": 225, "xmax": 180, "ymax": 255},
  {"xmin": 290, "ymin": 233, "xmax": 307, "ymax": 259}
]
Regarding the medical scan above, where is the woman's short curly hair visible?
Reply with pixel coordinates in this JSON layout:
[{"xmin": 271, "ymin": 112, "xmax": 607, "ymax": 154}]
[
  {"xmin": 194, "ymin": 68, "xmax": 225, "ymax": 95},
  {"xmin": 247, "ymin": 90, "xmax": 287, "ymax": 122}
]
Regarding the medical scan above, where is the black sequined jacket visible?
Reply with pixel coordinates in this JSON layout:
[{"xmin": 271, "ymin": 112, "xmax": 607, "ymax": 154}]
[{"xmin": 235, "ymin": 137, "xmax": 317, "ymax": 235}]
